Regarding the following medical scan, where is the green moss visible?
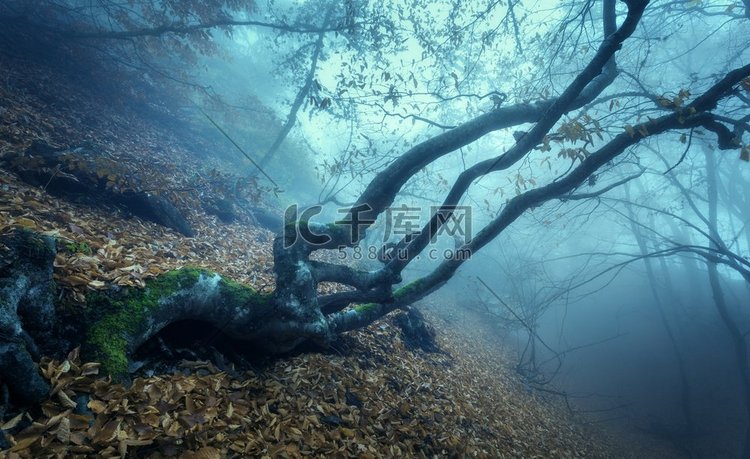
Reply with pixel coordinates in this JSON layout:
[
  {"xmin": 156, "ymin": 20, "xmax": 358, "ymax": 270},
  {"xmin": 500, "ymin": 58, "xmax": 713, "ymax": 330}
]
[
  {"xmin": 354, "ymin": 303, "xmax": 378, "ymax": 314},
  {"xmin": 394, "ymin": 279, "xmax": 426, "ymax": 300},
  {"xmin": 327, "ymin": 222, "xmax": 350, "ymax": 234},
  {"xmin": 85, "ymin": 267, "xmax": 204, "ymax": 378},
  {"xmin": 65, "ymin": 241, "xmax": 92, "ymax": 255},
  {"xmin": 84, "ymin": 267, "xmax": 270, "ymax": 378},
  {"xmin": 149, "ymin": 267, "xmax": 202, "ymax": 294},
  {"xmin": 86, "ymin": 317, "xmax": 130, "ymax": 377},
  {"xmin": 284, "ymin": 220, "xmax": 351, "ymax": 241},
  {"xmin": 284, "ymin": 220, "xmax": 300, "ymax": 233},
  {"xmin": 351, "ymin": 280, "xmax": 426, "ymax": 315},
  {"xmin": 327, "ymin": 222, "xmax": 356, "ymax": 240},
  {"xmin": 218, "ymin": 276, "xmax": 272, "ymax": 308},
  {"xmin": 85, "ymin": 292, "xmax": 157, "ymax": 378}
]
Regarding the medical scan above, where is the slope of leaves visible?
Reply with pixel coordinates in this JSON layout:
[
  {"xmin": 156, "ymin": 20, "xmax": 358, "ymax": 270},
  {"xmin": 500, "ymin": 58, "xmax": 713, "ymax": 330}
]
[
  {"xmin": 0, "ymin": 169, "xmax": 277, "ymax": 301},
  {"xmin": 0, "ymin": 53, "xmax": 288, "ymax": 301},
  {"xmin": 1, "ymin": 309, "xmax": 636, "ymax": 458}
]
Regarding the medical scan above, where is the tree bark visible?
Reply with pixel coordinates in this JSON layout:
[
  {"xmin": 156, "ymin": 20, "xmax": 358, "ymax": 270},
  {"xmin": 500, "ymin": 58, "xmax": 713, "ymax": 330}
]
[
  {"xmin": 0, "ymin": 227, "xmax": 332, "ymax": 388},
  {"xmin": 0, "ymin": 229, "xmax": 57, "ymax": 404}
]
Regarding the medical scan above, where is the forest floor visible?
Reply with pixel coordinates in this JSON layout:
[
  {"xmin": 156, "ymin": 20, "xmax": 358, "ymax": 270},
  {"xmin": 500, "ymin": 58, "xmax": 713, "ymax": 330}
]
[{"xmin": 0, "ymin": 54, "xmax": 680, "ymax": 458}]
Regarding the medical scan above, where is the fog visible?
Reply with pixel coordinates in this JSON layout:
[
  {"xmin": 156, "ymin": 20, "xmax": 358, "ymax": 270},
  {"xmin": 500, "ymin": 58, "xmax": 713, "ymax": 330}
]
[
  {"xmin": 2, "ymin": 0, "xmax": 750, "ymax": 456},
  {"xmin": 436, "ymin": 151, "xmax": 750, "ymax": 456},
  {"xmin": 122, "ymin": 1, "xmax": 750, "ymax": 454}
]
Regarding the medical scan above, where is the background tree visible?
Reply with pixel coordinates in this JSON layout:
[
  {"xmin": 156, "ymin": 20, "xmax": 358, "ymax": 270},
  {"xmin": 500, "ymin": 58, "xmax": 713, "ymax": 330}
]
[
  {"xmin": 1, "ymin": 6, "xmax": 749, "ymax": 457},
  {"xmin": 604, "ymin": 144, "xmax": 750, "ymax": 456}
]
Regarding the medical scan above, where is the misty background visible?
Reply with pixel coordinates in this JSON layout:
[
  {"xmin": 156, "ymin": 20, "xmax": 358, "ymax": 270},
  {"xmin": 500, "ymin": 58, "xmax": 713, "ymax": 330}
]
[{"xmin": 2, "ymin": 0, "xmax": 749, "ymax": 456}]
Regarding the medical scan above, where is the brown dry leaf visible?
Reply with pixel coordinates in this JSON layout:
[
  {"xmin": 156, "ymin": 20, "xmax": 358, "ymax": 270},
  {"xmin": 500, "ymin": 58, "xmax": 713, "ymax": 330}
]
[
  {"xmin": 8, "ymin": 433, "xmax": 40, "ymax": 452},
  {"xmin": 177, "ymin": 412, "xmax": 205, "ymax": 430},
  {"xmin": 1, "ymin": 412, "xmax": 24, "ymax": 430},
  {"xmin": 92, "ymin": 419, "xmax": 121, "ymax": 444},
  {"xmin": 14, "ymin": 217, "xmax": 37, "ymax": 229},
  {"xmin": 179, "ymin": 446, "xmax": 222, "ymax": 459},
  {"xmin": 57, "ymin": 391, "xmax": 77, "ymax": 409},
  {"xmin": 70, "ymin": 431, "xmax": 88, "ymax": 446},
  {"xmin": 118, "ymin": 439, "xmax": 153, "ymax": 457},
  {"xmin": 63, "ymin": 275, "xmax": 90, "ymax": 287},
  {"xmin": 87, "ymin": 399, "xmax": 107, "ymax": 414},
  {"xmin": 88, "ymin": 279, "xmax": 106, "ymax": 289},
  {"xmin": 80, "ymin": 362, "xmax": 101, "ymax": 376},
  {"xmin": 54, "ymin": 417, "xmax": 71, "ymax": 444},
  {"xmin": 66, "ymin": 348, "xmax": 80, "ymax": 363}
]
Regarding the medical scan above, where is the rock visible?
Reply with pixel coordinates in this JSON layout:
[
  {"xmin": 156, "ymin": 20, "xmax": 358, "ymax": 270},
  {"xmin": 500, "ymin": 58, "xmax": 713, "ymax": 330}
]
[
  {"xmin": 393, "ymin": 307, "xmax": 440, "ymax": 353},
  {"xmin": 123, "ymin": 191, "xmax": 194, "ymax": 237},
  {"xmin": 0, "ymin": 229, "xmax": 57, "ymax": 348},
  {"xmin": 0, "ymin": 342, "xmax": 50, "ymax": 404},
  {"xmin": 0, "ymin": 430, "xmax": 10, "ymax": 450},
  {"xmin": 203, "ymin": 197, "xmax": 237, "ymax": 223}
]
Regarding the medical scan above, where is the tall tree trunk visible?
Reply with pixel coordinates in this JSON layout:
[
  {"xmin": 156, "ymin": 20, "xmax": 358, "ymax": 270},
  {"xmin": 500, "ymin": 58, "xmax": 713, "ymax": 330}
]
[
  {"xmin": 704, "ymin": 149, "xmax": 750, "ymax": 459},
  {"xmin": 625, "ymin": 184, "xmax": 695, "ymax": 449},
  {"xmin": 257, "ymin": 8, "xmax": 331, "ymax": 169}
]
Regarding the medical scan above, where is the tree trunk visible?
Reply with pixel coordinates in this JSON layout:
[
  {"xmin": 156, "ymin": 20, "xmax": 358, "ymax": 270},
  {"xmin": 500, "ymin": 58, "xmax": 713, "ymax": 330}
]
[
  {"xmin": 704, "ymin": 149, "xmax": 750, "ymax": 459},
  {"xmin": 0, "ymin": 229, "xmax": 339, "ymax": 389},
  {"xmin": 0, "ymin": 229, "xmax": 57, "ymax": 404},
  {"xmin": 625, "ymin": 183, "xmax": 695, "ymax": 443}
]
